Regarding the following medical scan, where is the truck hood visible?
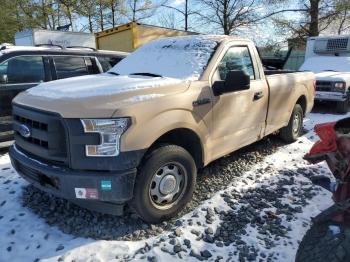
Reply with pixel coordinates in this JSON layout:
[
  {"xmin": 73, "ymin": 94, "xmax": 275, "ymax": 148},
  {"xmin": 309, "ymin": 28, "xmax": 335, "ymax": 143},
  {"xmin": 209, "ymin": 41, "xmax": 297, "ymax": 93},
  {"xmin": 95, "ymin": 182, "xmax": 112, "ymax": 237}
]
[
  {"xmin": 315, "ymin": 71, "xmax": 350, "ymax": 84},
  {"xmin": 14, "ymin": 74, "xmax": 188, "ymax": 118}
]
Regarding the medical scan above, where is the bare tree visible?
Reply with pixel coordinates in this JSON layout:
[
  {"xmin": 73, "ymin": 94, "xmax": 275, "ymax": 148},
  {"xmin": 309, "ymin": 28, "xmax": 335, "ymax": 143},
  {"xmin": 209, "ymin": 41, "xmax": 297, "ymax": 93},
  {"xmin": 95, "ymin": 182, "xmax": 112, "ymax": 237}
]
[
  {"xmin": 126, "ymin": 0, "xmax": 165, "ymax": 22},
  {"xmin": 77, "ymin": 0, "xmax": 97, "ymax": 32},
  {"xmin": 157, "ymin": 10, "xmax": 176, "ymax": 29},
  {"xmin": 334, "ymin": 0, "xmax": 350, "ymax": 34},
  {"xmin": 105, "ymin": 0, "xmax": 126, "ymax": 27},
  {"xmin": 196, "ymin": 0, "xmax": 260, "ymax": 35},
  {"xmin": 59, "ymin": 0, "xmax": 77, "ymax": 29},
  {"xmin": 162, "ymin": 0, "xmax": 193, "ymax": 31},
  {"xmin": 263, "ymin": 0, "xmax": 350, "ymax": 38}
]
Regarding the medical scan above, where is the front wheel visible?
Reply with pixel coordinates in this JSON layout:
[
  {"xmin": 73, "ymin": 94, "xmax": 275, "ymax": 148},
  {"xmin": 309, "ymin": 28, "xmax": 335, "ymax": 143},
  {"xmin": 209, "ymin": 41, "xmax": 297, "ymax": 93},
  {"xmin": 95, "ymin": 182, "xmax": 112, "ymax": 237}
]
[
  {"xmin": 132, "ymin": 145, "xmax": 197, "ymax": 223},
  {"xmin": 279, "ymin": 104, "xmax": 304, "ymax": 143}
]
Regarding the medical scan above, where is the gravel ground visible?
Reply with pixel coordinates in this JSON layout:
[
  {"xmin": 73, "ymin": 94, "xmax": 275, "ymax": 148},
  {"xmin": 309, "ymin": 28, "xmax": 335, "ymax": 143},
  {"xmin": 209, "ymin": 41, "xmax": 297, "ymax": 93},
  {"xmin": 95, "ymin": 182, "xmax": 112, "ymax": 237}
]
[{"xmin": 21, "ymin": 136, "xmax": 283, "ymax": 241}]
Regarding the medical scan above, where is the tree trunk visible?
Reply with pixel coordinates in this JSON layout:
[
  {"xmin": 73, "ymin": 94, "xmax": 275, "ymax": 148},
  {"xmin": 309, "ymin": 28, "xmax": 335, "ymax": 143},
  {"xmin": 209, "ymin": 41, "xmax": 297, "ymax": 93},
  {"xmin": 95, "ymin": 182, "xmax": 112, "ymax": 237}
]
[
  {"xmin": 111, "ymin": 1, "xmax": 116, "ymax": 27},
  {"xmin": 185, "ymin": 0, "xmax": 188, "ymax": 31},
  {"xmin": 41, "ymin": 0, "xmax": 48, "ymax": 29},
  {"xmin": 223, "ymin": 0, "xmax": 229, "ymax": 35},
  {"xmin": 99, "ymin": 0, "xmax": 104, "ymax": 31},
  {"xmin": 309, "ymin": 0, "xmax": 319, "ymax": 36},
  {"xmin": 133, "ymin": 0, "xmax": 137, "ymax": 22},
  {"xmin": 88, "ymin": 14, "xmax": 93, "ymax": 32}
]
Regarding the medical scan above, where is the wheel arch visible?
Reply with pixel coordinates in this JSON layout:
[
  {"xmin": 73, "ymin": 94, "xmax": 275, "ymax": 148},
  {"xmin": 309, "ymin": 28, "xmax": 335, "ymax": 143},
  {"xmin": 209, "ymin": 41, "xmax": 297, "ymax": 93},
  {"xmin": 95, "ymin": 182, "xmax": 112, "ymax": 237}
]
[
  {"xmin": 296, "ymin": 95, "xmax": 307, "ymax": 116},
  {"xmin": 145, "ymin": 128, "xmax": 204, "ymax": 169}
]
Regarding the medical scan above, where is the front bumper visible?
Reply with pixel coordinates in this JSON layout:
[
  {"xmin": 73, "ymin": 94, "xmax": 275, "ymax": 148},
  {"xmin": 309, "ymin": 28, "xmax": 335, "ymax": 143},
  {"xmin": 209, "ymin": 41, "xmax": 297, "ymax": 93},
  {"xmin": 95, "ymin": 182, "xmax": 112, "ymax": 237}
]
[
  {"xmin": 315, "ymin": 91, "xmax": 348, "ymax": 102},
  {"xmin": 9, "ymin": 145, "xmax": 137, "ymax": 215}
]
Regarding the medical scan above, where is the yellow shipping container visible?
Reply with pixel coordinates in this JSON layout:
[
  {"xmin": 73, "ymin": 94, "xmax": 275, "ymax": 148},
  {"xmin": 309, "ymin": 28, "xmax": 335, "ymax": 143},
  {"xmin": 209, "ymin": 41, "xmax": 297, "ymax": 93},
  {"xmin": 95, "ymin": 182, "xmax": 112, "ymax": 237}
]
[{"xmin": 95, "ymin": 22, "xmax": 197, "ymax": 52}]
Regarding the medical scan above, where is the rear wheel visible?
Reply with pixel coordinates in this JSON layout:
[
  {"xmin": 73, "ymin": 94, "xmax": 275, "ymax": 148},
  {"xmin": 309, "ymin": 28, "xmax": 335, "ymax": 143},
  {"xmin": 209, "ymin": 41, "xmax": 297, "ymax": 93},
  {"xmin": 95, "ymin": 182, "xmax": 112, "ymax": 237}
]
[
  {"xmin": 279, "ymin": 104, "xmax": 303, "ymax": 143},
  {"xmin": 132, "ymin": 145, "xmax": 196, "ymax": 223}
]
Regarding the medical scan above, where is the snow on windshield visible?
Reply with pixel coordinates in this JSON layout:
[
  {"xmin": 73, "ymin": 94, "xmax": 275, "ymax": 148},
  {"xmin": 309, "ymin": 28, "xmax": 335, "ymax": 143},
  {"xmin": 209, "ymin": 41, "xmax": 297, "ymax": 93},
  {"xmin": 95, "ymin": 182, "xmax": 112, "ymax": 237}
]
[
  {"xmin": 300, "ymin": 56, "xmax": 350, "ymax": 73},
  {"xmin": 111, "ymin": 36, "xmax": 220, "ymax": 80}
]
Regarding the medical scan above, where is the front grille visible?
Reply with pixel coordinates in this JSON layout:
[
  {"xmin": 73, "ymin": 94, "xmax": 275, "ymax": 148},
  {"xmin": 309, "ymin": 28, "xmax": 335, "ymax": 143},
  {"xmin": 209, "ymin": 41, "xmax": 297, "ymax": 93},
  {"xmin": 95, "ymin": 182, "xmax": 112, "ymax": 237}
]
[
  {"xmin": 12, "ymin": 105, "xmax": 68, "ymax": 164},
  {"xmin": 316, "ymin": 81, "xmax": 332, "ymax": 92}
]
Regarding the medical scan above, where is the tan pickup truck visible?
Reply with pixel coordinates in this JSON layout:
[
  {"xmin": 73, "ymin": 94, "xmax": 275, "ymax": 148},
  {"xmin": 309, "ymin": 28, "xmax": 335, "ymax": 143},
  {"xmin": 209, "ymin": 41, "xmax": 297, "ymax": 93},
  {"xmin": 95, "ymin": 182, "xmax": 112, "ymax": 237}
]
[{"xmin": 9, "ymin": 35, "xmax": 315, "ymax": 223}]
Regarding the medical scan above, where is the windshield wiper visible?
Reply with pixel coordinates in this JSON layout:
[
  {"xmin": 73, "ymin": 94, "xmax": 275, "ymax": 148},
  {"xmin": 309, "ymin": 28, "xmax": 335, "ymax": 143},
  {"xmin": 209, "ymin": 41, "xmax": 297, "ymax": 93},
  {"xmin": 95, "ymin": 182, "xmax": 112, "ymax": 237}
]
[
  {"xmin": 130, "ymin": 72, "xmax": 163, "ymax": 77},
  {"xmin": 323, "ymin": 70, "xmax": 338, "ymax": 72},
  {"xmin": 107, "ymin": 71, "xmax": 120, "ymax": 76}
]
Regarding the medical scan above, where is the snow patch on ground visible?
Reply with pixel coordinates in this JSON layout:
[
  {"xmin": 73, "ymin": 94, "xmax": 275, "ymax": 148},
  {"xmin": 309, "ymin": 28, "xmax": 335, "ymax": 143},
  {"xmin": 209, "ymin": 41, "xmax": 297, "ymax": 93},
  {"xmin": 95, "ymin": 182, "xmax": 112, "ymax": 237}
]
[{"xmin": 0, "ymin": 111, "xmax": 349, "ymax": 262}]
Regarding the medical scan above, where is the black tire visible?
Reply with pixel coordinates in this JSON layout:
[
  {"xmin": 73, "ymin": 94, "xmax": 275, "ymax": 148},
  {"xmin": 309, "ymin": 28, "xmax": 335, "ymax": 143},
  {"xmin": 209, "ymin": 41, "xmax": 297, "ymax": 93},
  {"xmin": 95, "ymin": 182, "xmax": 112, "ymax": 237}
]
[
  {"xmin": 280, "ymin": 104, "xmax": 304, "ymax": 143},
  {"xmin": 336, "ymin": 100, "xmax": 349, "ymax": 114},
  {"xmin": 132, "ymin": 144, "xmax": 196, "ymax": 223},
  {"xmin": 296, "ymin": 222, "xmax": 350, "ymax": 262}
]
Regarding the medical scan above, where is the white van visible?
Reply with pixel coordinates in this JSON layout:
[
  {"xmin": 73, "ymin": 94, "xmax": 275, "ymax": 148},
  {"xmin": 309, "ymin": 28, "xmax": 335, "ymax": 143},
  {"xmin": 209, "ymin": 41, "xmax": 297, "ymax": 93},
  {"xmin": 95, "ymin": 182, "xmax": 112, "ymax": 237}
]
[{"xmin": 300, "ymin": 35, "xmax": 350, "ymax": 113}]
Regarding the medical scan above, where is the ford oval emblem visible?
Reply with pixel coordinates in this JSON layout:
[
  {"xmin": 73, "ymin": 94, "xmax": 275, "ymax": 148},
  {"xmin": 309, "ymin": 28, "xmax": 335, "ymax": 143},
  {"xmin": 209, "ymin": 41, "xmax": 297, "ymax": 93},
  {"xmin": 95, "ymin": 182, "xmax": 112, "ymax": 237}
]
[{"xmin": 19, "ymin": 124, "xmax": 31, "ymax": 138}]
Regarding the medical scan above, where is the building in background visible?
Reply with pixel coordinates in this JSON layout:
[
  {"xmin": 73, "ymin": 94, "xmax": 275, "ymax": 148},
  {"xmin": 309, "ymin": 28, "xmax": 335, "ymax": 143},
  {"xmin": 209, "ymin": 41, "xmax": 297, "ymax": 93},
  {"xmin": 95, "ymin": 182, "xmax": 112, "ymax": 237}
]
[{"xmin": 95, "ymin": 22, "xmax": 197, "ymax": 52}]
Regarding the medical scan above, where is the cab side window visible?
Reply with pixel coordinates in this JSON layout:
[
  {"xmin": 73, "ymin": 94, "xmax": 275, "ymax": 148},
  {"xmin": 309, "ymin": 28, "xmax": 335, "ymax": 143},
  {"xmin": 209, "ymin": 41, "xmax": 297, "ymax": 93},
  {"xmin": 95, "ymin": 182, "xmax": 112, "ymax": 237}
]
[
  {"xmin": 53, "ymin": 56, "xmax": 89, "ymax": 79},
  {"xmin": 0, "ymin": 56, "xmax": 45, "ymax": 84},
  {"xmin": 217, "ymin": 46, "xmax": 255, "ymax": 81}
]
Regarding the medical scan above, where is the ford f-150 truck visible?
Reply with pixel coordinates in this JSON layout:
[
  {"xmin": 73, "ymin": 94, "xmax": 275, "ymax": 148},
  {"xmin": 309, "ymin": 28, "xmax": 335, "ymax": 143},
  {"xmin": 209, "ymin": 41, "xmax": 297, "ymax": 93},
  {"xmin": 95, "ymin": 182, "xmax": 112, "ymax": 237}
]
[
  {"xmin": 9, "ymin": 35, "xmax": 315, "ymax": 223},
  {"xmin": 300, "ymin": 35, "xmax": 350, "ymax": 113}
]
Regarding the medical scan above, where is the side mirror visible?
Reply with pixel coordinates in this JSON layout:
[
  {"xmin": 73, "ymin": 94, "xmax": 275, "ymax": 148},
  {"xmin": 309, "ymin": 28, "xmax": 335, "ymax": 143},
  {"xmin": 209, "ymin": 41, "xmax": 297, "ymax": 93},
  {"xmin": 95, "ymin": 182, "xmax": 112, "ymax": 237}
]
[
  {"xmin": 213, "ymin": 70, "xmax": 250, "ymax": 96},
  {"xmin": 0, "ymin": 74, "xmax": 7, "ymax": 84}
]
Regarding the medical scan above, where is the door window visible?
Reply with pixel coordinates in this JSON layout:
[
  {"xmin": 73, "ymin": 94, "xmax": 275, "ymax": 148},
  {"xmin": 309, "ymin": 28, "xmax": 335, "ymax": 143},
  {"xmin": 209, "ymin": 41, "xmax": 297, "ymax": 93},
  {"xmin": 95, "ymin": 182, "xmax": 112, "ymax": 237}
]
[
  {"xmin": 217, "ymin": 46, "xmax": 255, "ymax": 80},
  {"xmin": 53, "ymin": 56, "xmax": 89, "ymax": 79},
  {"xmin": 0, "ymin": 56, "xmax": 45, "ymax": 84}
]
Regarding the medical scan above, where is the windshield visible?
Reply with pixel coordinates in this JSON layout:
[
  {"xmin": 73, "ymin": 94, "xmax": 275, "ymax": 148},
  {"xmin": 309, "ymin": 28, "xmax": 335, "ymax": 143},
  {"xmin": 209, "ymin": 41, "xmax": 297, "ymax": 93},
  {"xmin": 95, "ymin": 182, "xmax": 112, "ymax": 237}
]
[
  {"xmin": 111, "ymin": 36, "xmax": 219, "ymax": 80},
  {"xmin": 300, "ymin": 56, "xmax": 350, "ymax": 73}
]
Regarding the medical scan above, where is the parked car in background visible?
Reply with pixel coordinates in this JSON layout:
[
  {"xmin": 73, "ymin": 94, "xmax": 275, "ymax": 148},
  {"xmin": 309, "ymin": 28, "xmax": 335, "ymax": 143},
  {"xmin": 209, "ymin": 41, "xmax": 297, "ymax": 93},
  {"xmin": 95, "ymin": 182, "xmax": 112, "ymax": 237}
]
[
  {"xmin": 9, "ymin": 35, "xmax": 315, "ymax": 223},
  {"xmin": 0, "ymin": 45, "xmax": 127, "ymax": 144},
  {"xmin": 300, "ymin": 35, "xmax": 350, "ymax": 113}
]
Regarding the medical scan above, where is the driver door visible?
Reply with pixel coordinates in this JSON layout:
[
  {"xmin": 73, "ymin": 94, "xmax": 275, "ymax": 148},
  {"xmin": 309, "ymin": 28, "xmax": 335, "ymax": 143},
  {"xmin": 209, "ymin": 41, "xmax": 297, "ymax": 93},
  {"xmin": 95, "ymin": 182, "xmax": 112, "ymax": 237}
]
[{"xmin": 210, "ymin": 44, "xmax": 269, "ymax": 160}]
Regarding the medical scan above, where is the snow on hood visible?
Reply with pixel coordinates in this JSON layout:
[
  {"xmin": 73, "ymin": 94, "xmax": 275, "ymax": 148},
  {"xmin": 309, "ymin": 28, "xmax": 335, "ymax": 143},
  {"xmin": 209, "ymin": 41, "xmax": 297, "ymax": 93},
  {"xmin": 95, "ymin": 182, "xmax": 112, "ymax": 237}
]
[
  {"xmin": 27, "ymin": 73, "xmax": 183, "ymax": 99},
  {"xmin": 300, "ymin": 56, "xmax": 350, "ymax": 73},
  {"xmin": 111, "ymin": 35, "xmax": 220, "ymax": 80}
]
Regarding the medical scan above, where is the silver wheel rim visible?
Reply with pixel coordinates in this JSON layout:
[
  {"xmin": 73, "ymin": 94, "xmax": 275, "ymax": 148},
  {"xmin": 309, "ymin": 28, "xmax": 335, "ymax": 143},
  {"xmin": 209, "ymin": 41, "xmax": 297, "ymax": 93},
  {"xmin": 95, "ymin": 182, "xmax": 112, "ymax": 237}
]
[
  {"xmin": 149, "ymin": 162, "xmax": 187, "ymax": 210},
  {"xmin": 293, "ymin": 113, "xmax": 301, "ymax": 134}
]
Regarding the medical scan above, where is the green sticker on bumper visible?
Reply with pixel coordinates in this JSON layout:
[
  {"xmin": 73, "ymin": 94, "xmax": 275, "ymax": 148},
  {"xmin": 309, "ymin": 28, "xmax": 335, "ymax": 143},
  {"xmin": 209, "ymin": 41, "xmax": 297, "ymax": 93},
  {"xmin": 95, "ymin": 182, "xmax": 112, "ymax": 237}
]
[{"xmin": 101, "ymin": 180, "xmax": 112, "ymax": 191}]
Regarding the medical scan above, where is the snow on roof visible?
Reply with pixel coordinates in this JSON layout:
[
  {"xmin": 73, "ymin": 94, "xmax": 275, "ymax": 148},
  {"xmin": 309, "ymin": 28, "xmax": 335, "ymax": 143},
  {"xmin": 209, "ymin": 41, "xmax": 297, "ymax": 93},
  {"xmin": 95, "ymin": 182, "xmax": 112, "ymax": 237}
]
[
  {"xmin": 112, "ymin": 35, "xmax": 225, "ymax": 80},
  {"xmin": 0, "ymin": 46, "xmax": 60, "ymax": 56},
  {"xmin": 0, "ymin": 45, "xmax": 128, "ymax": 56}
]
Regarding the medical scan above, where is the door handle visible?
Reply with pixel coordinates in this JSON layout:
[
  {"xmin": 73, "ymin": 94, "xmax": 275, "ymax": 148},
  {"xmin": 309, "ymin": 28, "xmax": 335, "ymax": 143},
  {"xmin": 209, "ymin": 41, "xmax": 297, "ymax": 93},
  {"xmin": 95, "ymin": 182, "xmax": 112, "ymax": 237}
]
[
  {"xmin": 193, "ymin": 98, "xmax": 211, "ymax": 107},
  {"xmin": 253, "ymin": 91, "xmax": 264, "ymax": 101}
]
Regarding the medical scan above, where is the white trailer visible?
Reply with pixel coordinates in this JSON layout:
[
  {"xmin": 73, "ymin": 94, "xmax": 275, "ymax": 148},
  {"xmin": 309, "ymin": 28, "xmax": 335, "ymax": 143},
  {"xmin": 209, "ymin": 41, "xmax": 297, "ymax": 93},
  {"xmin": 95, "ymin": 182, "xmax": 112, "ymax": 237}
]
[{"xmin": 15, "ymin": 29, "xmax": 96, "ymax": 49}]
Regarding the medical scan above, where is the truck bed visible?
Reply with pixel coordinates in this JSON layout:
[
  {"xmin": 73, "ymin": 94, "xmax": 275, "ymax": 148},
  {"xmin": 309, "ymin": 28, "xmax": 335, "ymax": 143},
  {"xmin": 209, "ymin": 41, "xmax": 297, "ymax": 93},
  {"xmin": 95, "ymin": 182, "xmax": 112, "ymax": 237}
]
[{"xmin": 264, "ymin": 71, "xmax": 315, "ymax": 136}]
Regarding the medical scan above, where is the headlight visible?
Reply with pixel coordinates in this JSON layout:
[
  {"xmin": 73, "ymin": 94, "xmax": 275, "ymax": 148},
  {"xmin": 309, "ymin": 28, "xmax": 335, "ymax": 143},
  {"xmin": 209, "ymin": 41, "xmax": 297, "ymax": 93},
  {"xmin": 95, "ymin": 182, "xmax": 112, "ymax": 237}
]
[
  {"xmin": 334, "ymin": 82, "xmax": 346, "ymax": 92},
  {"xmin": 81, "ymin": 118, "xmax": 130, "ymax": 157}
]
